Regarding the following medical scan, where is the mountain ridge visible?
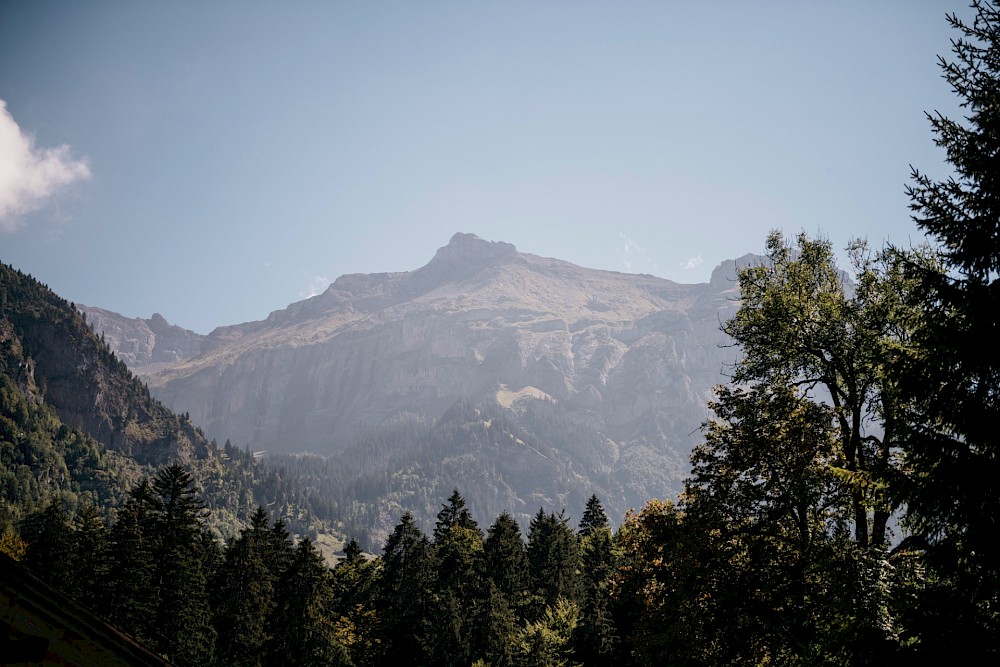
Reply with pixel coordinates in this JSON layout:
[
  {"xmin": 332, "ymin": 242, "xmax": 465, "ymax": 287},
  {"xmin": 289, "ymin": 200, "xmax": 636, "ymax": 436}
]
[{"xmin": 78, "ymin": 234, "xmax": 759, "ymax": 537}]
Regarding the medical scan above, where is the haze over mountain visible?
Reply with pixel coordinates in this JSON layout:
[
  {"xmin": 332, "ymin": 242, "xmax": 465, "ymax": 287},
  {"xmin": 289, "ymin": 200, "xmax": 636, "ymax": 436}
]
[{"xmin": 83, "ymin": 234, "xmax": 756, "ymax": 538}]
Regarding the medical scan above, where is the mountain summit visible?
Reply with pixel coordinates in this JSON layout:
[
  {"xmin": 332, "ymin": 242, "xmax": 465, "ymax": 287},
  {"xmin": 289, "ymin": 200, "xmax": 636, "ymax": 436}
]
[{"xmin": 99, "ymin": 235, "xmax": 746, "ymax": 534}]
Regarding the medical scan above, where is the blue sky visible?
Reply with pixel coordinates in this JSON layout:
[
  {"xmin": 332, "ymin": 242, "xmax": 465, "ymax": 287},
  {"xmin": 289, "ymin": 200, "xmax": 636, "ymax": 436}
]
[{"xmin": 1, "ymin": 1, "xmax": 960, "ymax": 333}]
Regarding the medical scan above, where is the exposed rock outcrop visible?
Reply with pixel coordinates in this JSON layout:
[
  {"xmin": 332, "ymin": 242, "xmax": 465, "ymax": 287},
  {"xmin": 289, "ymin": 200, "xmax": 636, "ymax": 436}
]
[{"xmin": 135, "ymin": 234, "xmax": 749, "ymax": 523}]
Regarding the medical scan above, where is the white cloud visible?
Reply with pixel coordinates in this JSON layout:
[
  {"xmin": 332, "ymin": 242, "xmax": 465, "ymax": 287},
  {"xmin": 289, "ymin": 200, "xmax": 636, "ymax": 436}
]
[
  {"xmin": 301, "ymin": 275, "xmax": 330, "ymax": 299},
  {"xmin": 0, "ymin": 99, "xmax": 91, "ymax": 231},
  {"xmin": 681, "ymin": 255, "xmax": 704, "ymax": 270},
  {"xmin": 620, "ymin": 232, "xmax": 643, "ymax": 272}
]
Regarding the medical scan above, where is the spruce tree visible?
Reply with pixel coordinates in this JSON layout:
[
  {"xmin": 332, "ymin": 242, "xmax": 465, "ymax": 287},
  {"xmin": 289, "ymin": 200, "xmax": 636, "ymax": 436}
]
[
  {"xmin": 107, "ymin": 482, "xmax": 157, "ymax": 645},
  {"xmin": 19, "ymin": 500, "xmax": 73, "ymax": 593},
  {"xmin": 484, "ymin": 511, "xmax": 531, "ymax": 611},
  {"xmin": 898, "ymin": 0, "xmax": 1000, "ymax": 656},
  {"xmin": 379, "ymin": 511, "xmax": 436, "ymax": 666},
  {"xmin": 149, "ymin": 465, "xmax": 216, "ymax": 666},
  {"xmin": 213, "ymin": 527, "xmax": 273, "ymax": 667},
  {"xmin": 69, "ymin": 503, "xmax": 112, "ymax": 615},
  {"xmin": 433, "ymin": 488, "xmax": 480, "ymax": 543},
  {"xmin": 527, "ymin": 509, "xmax": 583, "ymax": 613},
  {"xmin": 265, "ymin": 537, "xmax": 349, "ymax": 667}
]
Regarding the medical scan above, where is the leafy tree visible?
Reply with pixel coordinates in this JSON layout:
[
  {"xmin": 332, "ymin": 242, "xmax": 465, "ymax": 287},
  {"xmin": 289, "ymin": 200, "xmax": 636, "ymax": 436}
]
[
  {"xmin": 515, "ymin": 597, "xmax": 582, "ymax": 667},
  {"xmin": 723, "ymin": 231, "xmax": 910, "ymax": 549},
  {"xmin": 684, "ymin": 382, "xmax": 889, "ymax": 664},
  {"xmin": 896, "ymin": 0, "xmax": 1000, "ymax": 656}
]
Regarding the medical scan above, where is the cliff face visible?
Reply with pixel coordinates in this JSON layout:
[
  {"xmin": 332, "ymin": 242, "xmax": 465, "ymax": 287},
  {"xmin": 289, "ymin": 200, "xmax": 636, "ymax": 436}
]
[
  {"xmin": 77, "ymin": 307, "xmax": 206, "ymax": 375},
  {"xmin": 139, "ymin": 234, "xmax": 748, "ymax": 519},
  {"xmin": 0, "ymin": 263, "xmax": 209, "ymax": 466}
]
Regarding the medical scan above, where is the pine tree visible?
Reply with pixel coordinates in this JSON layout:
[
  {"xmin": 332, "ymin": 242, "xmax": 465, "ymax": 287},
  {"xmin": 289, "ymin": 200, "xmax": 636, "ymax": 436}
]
[
  {"xmin": 484, "ymin": 511, "xmax": 531, "ymax": 611},
  {"xmin": 897, "ymin": 0, "xmax": 1000, "ymax": 656},
  {"xmin": 107, "ymin": 481, "xmax": 157, "ymax": 644},
  {"xmin": 265, "ymin": 537, "xmax": 349, "ymax": 667},
  {"xmin": 527, "ymin": 509, "xmax": 583, "ymax": 614},
  {"xmin": 213, "ymin": 526, "xmax": 273, "ymax": 667},
  {"xmin": 149, "ymin": 465, "xmax": 216, "ymax": 666},
  {"xmin": 19, "ymin": 500, "xmax": 72, "ymax": 593},
  {"xmin": 378, "ymin": 511, "xmax": 437, "ymax": 666},
  {"xmin": 69, "ymin": 503, "xmax": 112, "ymax": 615}
]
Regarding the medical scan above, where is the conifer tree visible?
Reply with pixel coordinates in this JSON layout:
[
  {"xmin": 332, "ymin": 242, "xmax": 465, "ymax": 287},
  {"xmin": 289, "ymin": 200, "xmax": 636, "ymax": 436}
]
[
  {"xmin": 379, "ymin": 511, "xmax": 437, "ymax": 666},
  {"xmin": 484, "ymin": 511, "xmax": 531, "ymax": 611},
  {"xmin": 527, "ymin": 509, "xmax": 583, "ymax": 614},
  {"xmin": 575, "ymin": 496, "xmax": 617, "ymax": 666},
  {"xmin": 475, "ymin": 581, "xmax": 517, "ymax": 667},
  {"xmin": 149, "ymin": 465, "xmax": 216, "ymax": 666},
  {"xmin": 578, "ymin": 494, "xmax": 609, "ymax": 538},
  {"xmin": 265, "ymin": 537, "xmax": 349, "ymax": 667},
  {"xmin": 213, "ymin": 525, "xmax": 273, "ymax": 667},
  {"xmin": 69, "ymin": 503, "xmax": 112, "ymax": 614},
  {"xmin": 433, "ymin": 488, "xmax": 480, "ymax": 542},
  {"xmin": 897, "ymin": 0, "xmax": 1000, "ymax": 656},
  {"xmin": 107, "ymin": 481, "xmax": 157, "ymax": 644},
  {"xmin": 19, "ymin": 500, "xmax": 72, "ymax": 593}
]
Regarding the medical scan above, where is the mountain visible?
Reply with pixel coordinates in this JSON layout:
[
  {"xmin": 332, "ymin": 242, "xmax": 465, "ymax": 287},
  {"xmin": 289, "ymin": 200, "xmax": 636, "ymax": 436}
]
[
  {"xmin": 110, "ymin": 233, "xmax": 756, "ymax": 539},
  {"xmin": 77, "ymin": 307, "xmax": 206, "ymax": 375},
  {"xmin": 0, "ymin": 261, "xmax": 325, "ymax": 539}
]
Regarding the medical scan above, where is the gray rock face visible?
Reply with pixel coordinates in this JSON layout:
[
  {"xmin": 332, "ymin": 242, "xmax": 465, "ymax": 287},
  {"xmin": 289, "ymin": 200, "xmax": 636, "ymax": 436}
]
[
  {"xmin": 78, "ymin": 307, "xmax": 206, "ymax": 375},
  {"xmin": 141, "ymin": 234, "xmax": 747, "ymax": 511}
]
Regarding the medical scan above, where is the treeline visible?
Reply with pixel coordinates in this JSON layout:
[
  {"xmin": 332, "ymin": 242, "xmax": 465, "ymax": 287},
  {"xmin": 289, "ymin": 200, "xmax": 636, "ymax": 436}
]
[{"xmin": 10, "ymin": 468, "xmax": 624, "ymax": 667}]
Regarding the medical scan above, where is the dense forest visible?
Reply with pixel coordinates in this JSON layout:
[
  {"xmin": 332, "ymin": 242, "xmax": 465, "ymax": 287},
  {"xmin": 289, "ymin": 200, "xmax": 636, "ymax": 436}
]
[{"xmin": 3, "ymin": 1, "xmax": 1000, "ymax": 664}]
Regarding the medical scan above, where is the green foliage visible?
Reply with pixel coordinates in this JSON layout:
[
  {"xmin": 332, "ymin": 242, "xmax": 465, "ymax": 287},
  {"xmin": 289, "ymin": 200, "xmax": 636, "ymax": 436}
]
[
  {"xmin": 264, "ymin": 537, "xmax": 349, "ymax": 667},
  {"xmin": 895, "ymin": 0, "xmax": 1000, "ymax": 656},
  {"xmin": 528, "ymin": 509, "xmax": 583, "ymax": 614},
  {"xmin": 515, "ymin": 597, "xmax": 582, "ymax": 667}
]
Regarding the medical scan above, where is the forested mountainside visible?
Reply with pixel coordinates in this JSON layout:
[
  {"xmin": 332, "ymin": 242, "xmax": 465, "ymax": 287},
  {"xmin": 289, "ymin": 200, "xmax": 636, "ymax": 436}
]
[{"xmin": 0, "ymin": 261, "xmax": 325, "ymax": 539}]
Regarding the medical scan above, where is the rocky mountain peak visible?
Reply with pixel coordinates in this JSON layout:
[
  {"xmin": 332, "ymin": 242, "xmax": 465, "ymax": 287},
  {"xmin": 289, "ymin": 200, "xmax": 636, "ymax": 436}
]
[{"xmin": 429, "ymin": 233, "xmax": 518, "ymax": 267}]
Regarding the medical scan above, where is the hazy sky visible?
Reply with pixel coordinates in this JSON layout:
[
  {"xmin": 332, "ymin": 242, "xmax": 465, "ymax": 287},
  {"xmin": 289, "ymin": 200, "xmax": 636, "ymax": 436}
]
[{"xmin": 1, "ymin": 1, "xmax": 962, "ymax": 333}]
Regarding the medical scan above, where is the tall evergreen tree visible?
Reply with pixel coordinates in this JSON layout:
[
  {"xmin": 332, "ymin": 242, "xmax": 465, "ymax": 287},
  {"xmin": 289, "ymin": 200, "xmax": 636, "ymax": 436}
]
[
  {"xmin": 527, "ymin": 509, "xmax": 583, "ymax": 613},
  {"xmin": 265, "ymin": 537, "xmax": 349, "ymax": 667},
  {"xmin": 19, "ymin": 500, "xmax": 73, "ymax": 593},
  {"xmin": 149, "ymin": 465, "xmax": 216, "ymax": 667},
  {"xmin": 107, "ymin": 480, "xmax": 157, "ymax": 644},
  {"xmin": 484, "ymin": 511, "xmax": 531, "ymax": 610},
  {"xmin": 378, "ymin": 511, "xmax": 437, "ymax": 666},
  {"xmin": 897, "ymin": 0, "xmax": 1000, "ymax": 657},
  {"xmin": 575, "ymin": 496, "xmax": 617, "ymax": 666},
  {"xmin": 213, "ymin": 524, "xmax": 273, "ymax": 667},
  {"xmin": 578, "ymin": 494, "xmax": 609, "ymax": 538},
  {"xmin": 68, "ymin": 503, "xmax": 112, "ymax": 614},
  {"xmin": 433, "ymin": 488, "xmax": 480, "ymax": 543}
]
